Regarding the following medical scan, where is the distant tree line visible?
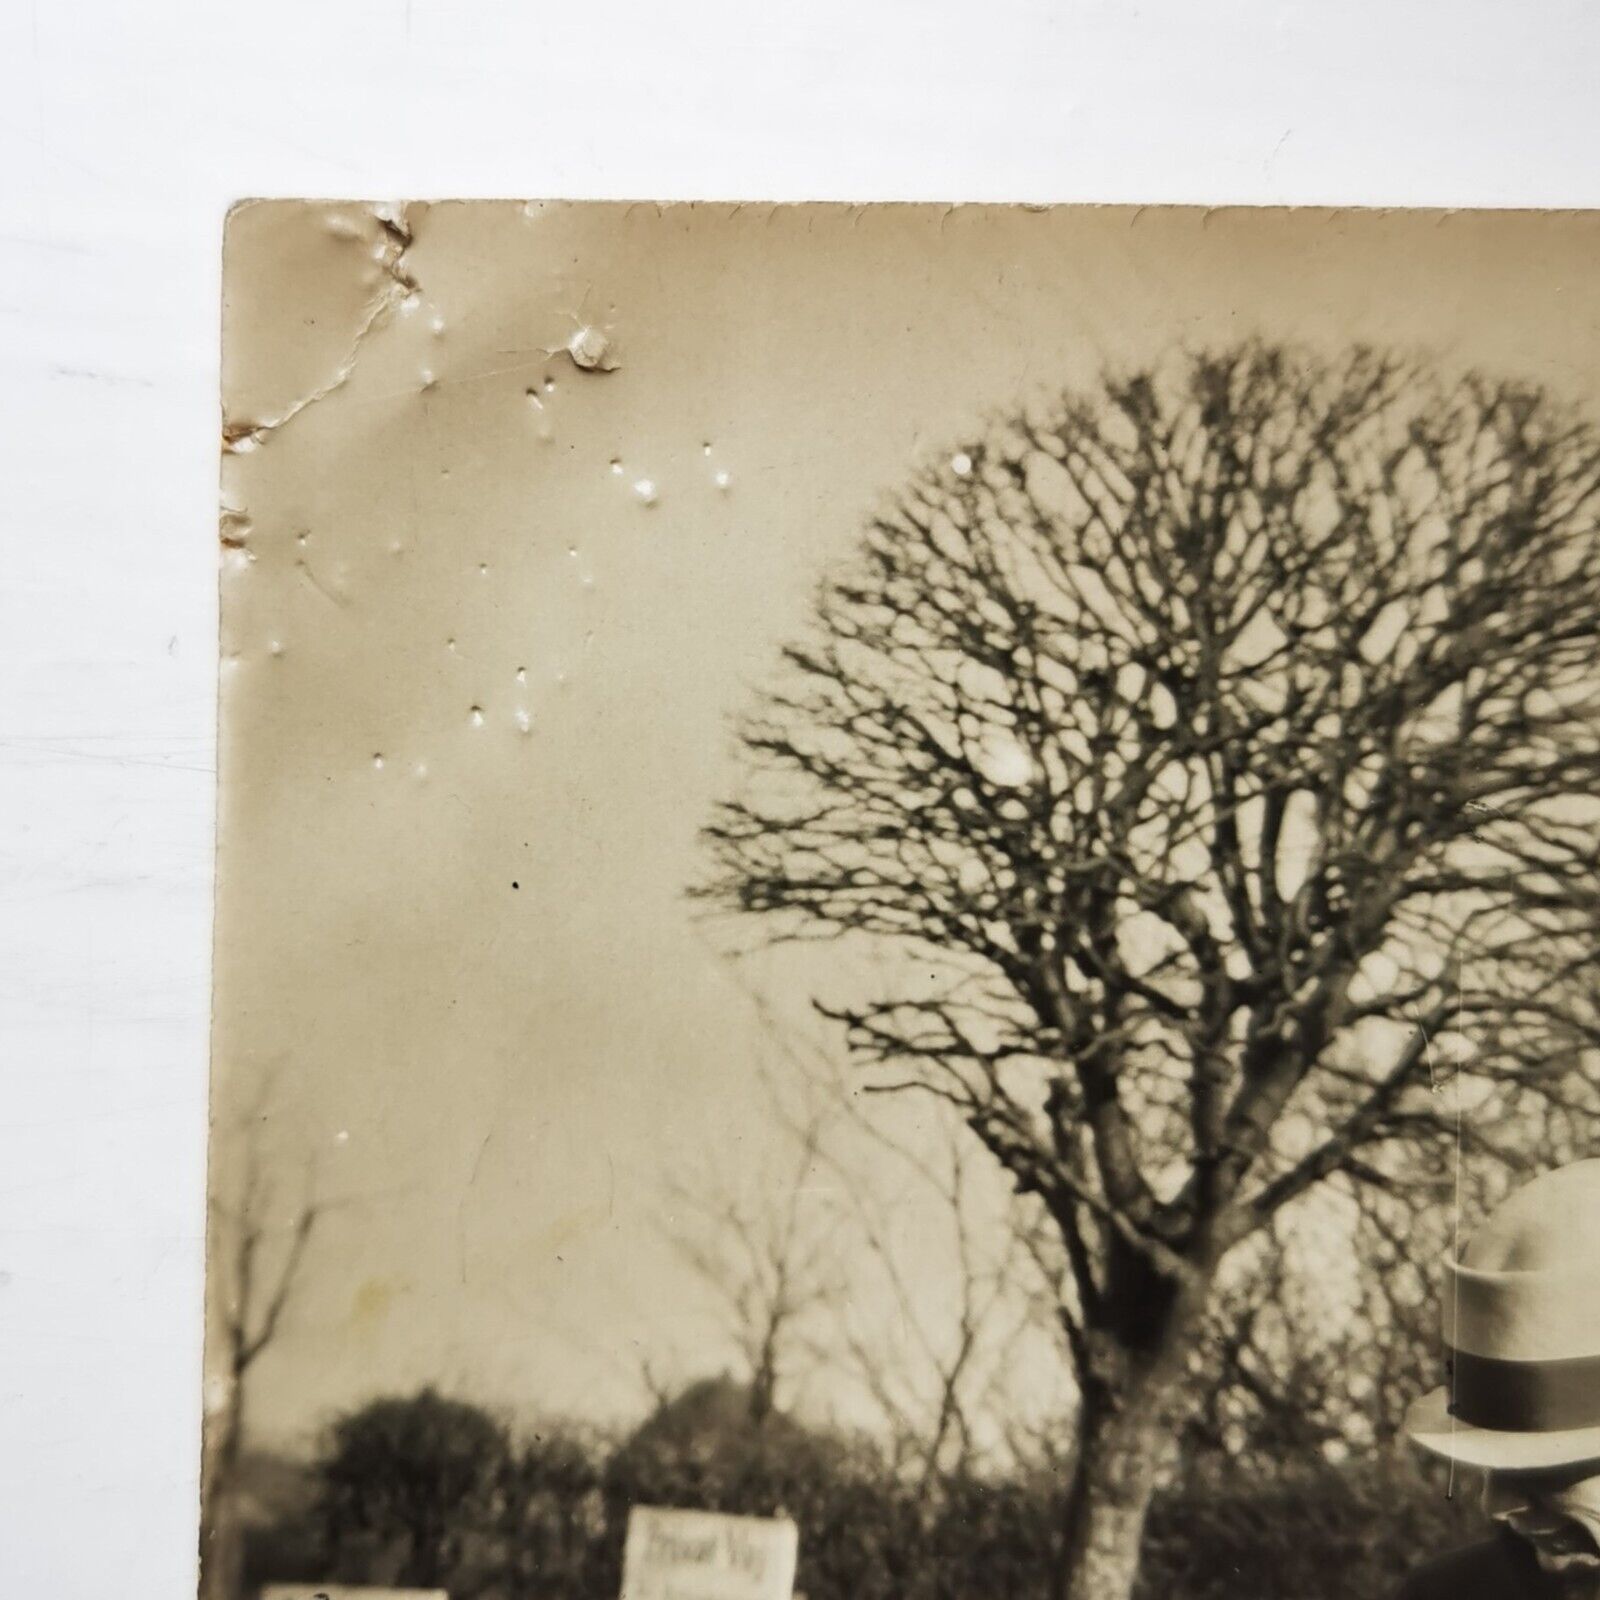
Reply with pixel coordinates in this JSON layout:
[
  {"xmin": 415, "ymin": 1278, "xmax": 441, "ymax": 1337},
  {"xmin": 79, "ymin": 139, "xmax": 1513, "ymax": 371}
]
[{"xmin": 241, "ymin": 1380, "xmax": 1477, "ymax": 1600}]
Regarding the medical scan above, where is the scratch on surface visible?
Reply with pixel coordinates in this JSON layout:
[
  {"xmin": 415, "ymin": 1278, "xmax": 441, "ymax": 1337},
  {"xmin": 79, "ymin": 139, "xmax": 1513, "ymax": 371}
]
[
  {"xmin": 1447, "ymin": 952, "xmax": 1467, "ymax": 1499},
  {"xmin": 1424, "ymin": 952, "xmax": 1471, "ymax": 1501},
  {"xmin": 468, "ymin": 1129, "xmax": 493, "ymax": 1189},
  {"xmin": 295, "ymin": 555, "xmax": 349, "ymax": 608},
  {"xmin": 223, "ymin": 203, "xmax": 420, "ymax": 454}
]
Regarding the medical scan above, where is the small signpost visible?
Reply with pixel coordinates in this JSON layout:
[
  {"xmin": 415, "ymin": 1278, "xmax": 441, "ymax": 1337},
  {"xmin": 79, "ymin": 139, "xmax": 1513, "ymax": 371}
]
[{"xmin": 620, "ymin": 1505, "xmax": 799, "ymax": 1600}]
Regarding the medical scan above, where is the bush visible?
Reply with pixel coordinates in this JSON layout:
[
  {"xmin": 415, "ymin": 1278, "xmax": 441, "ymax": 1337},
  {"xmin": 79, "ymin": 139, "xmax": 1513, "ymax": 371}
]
[
  {"xmin": 312, "ymin": 1388, "xmax": 513, "ymax": 1594},
  {"xmin": 1139, "ymin": 1452, "xmax": 1480, "ymax": 1600}
]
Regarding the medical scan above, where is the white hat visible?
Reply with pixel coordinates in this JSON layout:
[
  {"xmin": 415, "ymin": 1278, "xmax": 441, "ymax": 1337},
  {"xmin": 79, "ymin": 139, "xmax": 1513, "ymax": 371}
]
[{"xmin": 1406, "ymin": 1161, "xmax": 1600, "ymax": 1471}]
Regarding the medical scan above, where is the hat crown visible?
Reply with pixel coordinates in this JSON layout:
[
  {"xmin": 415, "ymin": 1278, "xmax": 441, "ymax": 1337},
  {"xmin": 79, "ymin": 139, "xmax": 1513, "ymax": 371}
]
[
  {"xmin": 1408, "ymin": 1162, "xmax": 1600, "ymax": 1470},
  {"xmin": 1464, "ymin": 1160, "xmax": 1600, "ymax": 1274}
]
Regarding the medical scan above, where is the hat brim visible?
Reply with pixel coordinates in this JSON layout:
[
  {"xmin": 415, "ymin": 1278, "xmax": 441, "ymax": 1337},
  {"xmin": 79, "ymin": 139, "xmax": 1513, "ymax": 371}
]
[{"xmin": 1406, "ymin": 1386, "xmax": 1600, "ymax": 1472}]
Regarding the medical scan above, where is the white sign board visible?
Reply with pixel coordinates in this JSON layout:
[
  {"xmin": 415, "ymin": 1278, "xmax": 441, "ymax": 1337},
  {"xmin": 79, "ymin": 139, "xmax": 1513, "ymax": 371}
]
[
  {"xmin": 620, "ymin": 1506, "xmax": 798, "ymax": 1600},
  {"xmin": 261, "ymin": 1588, "xmax": 449, "ymax": 1600}
]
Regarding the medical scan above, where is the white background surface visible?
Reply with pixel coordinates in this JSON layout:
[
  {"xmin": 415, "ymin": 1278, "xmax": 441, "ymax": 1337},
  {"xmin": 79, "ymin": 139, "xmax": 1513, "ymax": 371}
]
[{"xmin": 1, "ymin": 3, "xmax": 1597, "ymax": 1594}]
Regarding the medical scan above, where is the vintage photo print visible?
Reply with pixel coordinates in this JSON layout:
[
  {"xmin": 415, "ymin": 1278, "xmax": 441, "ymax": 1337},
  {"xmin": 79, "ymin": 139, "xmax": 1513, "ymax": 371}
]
[{"xmin": 208, "ymin": 205, "xmax": 1600, "ymax": 1600}]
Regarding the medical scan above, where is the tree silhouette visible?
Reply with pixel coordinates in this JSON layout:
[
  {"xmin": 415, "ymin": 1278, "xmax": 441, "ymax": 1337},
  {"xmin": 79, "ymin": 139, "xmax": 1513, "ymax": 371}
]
[
  {"xmin": 313, "ymin": 1388, "xmax": 510, "ymax": 1591},
  {"xmin": 814, "ymin": 1083, "xmax": 1046, "ymax": 1493},
  {"xmin": 200, "ymin": 1086, "xmax": 323, "ymax": 1600},
  {"xmin": 663, "ymin": 1088, "xmax": 842, "ymax": 1429},
  {"xmin": 699, "ymin": 344, "xmax": 1600, "ymax": 1600}
]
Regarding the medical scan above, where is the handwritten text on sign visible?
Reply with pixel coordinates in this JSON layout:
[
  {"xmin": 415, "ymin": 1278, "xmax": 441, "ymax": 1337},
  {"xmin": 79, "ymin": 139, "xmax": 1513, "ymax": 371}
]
[{"xmin": 620, "ymin": 1506, "xmax": 798, "ymax": 1600}]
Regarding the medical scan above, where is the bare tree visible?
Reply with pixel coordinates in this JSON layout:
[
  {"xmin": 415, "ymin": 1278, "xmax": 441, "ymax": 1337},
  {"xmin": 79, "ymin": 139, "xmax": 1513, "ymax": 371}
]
[
  {"xmin": 663, "ymin": 1087, "xmax": 843, "ymax": 1428},
  {"xmin": 698, "ymin": 344, "xmax": 1600, "ymax": 1600},
  {"xmin": 699, "ymin": 961, "xmax": 1064, "ymax": 1486},
  {"xmin": 1192, "ymin": 1083, "xmax": 1599, "ymax": 1472},
  {"xmin": 1174, "ymin": 1168, "xmax": 1440, "ymax": 1468},
  {"xmin": 1182, "ymin": 1196, "xmax": 1398, "ymax": 1468},
  {"xmin": 200, "ymin": 1089, "xmax": 324, "ymax": 1600},
  {"xmin": 819, "ymin": 1086, "xmax": 1047, "ymax": 1491}
]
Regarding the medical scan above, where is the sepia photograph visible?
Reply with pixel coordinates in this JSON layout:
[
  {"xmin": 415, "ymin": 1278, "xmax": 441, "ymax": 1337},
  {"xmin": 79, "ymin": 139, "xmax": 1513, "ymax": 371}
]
[{"xmin": 203, "ymin": 202, "xmax": 1600, "ymax": 1600}]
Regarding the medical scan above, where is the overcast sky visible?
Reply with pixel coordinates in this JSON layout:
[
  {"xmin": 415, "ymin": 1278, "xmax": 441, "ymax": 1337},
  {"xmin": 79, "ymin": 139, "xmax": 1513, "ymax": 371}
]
[{"xmin": 212, "ymin": 203, "xmax": 1600, "ymax": 1452}]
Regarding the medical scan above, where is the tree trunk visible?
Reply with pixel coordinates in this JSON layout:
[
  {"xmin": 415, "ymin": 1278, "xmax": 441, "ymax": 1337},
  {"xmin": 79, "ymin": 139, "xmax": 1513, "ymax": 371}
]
[
  {"xmin": 1056, "ymin": 1385, "xmax": 1176, "ymax": 1600},
  {"xmin": 198, "ymin": 1379, "xmax": 244, "ymax": 1600},
  {"xmin": 1056, "ymin": 1298, "xmax": 1204, "ymax": 1600}
]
